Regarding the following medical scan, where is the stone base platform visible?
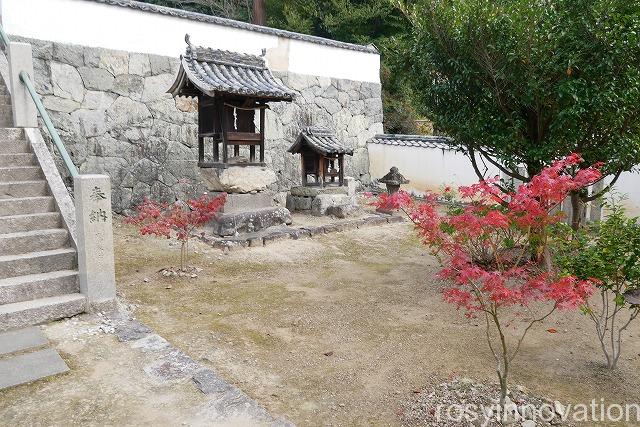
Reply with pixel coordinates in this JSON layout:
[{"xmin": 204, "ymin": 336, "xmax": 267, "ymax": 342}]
[
  {"xmin": 287, "ymin": 178, "xmax": 358, "ymax": 217},
  {"xmin": 211, "ymin": 207, "xmax": 292, "ymax": 237},
  {"xmin": 200, "ymin": 213, "xmax": 405, "ymax": 251}
]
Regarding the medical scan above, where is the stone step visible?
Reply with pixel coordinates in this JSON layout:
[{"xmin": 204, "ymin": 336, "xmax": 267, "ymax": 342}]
[
  {"xmin": 0, "ymin": 248, "xmax": 77, "ymax": 280},
  {"xmin": 0, "ymin": 212, "xmax": 62, "ymax": 233},
  {"xmin": 0, "ymin": 180, "xmax": 49, "ymax": 199},
  {"xmin": 0, "ymin": 117, "xmax": 12, "ymax": 128},
  {"xmin": 0, "ymin": 293, "xmax": 85, "ymax": 332},
  {"xmin": 0, "ymin": 348, "xmax": 70, "ymax": 389},
  {"xmin": 0, "ymin": 166, "xmax": 44, "ymax": 182},
  {"xmin": 0, "ymin": 326, "xmax": 48, "ymax": 356},
  {"xmin": 0, "ymin": 153, "xmax": 37, "ymax": 167},
  {"xmin": 0, "ymin": 270, "xmax": 79, "ymax": 305},
  {"xmin": 0, "ymin": 127, "xmax": 25, "ymax": 143},
  {"xmin": 0, "ymin": 140, "xmax": 29, "ymax": 154},
  {"xmin": 0, "ymin": 229, "xmax": 69, "ymax": 256},
  {"xmin": 0, "ymin": 196, "xmax": 56, "ymax": 217}
]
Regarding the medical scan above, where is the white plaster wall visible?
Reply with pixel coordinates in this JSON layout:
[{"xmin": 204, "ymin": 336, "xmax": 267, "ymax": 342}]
[
  {"xmin": 609, "ymin": 171, "xmax": 640, "ymax": 216},
  {"xmin": 368, "ymin": 144, "xmax": 501, "ymax": 196},
  {"xmin": 0, "ymin": 0, "xmax": 380, "ymax": 83},
  {"xmin": 369, "ymin": 144, "xmax": 640, "ymax": 219}
]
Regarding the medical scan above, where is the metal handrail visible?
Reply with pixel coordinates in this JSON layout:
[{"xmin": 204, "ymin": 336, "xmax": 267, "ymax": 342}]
[
  {"xmin": 20, "ymin": 71, "xmax": 79, "ymax": 177},
  {"xmin": 0, "ymin": 23, "xmax": 79, "ymax": 178},
  {"xmin": 0, "ymin": 25, "xmax": 9, "ymax": 51}
]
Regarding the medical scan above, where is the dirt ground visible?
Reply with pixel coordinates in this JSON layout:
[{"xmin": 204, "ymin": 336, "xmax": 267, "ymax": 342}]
[
  {"xmin": 0, "ymin": 315, "xmax": 244, "ymax": 426},
  {"xmin": 114, "ymin": 219, "xmax": 640, "ymax": 426}
]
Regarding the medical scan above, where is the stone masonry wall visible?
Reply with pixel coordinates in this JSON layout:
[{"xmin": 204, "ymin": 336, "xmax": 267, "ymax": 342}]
[{"xmin": 18, "ymin": 37, "xmax": 383, "ymax": 212}]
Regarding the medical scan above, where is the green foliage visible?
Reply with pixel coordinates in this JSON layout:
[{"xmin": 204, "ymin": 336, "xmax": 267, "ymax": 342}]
[
  {"xmin": 267, "ymin": 0, "xmax": 420, "ymax": 134},
  {"xmin": 556, "ymin": 201, "xmax": 640, "ymax": 301},
  {"xmin": 138, "ymin": 0, "xmax": 252, "ymax": 21},
  {"xmin": 399, "ymin": 0, "xmax": 640, "ymax": 179},
  {"xmin": 554, "ymin": 199, "xmax": 640, "ymax": 368}
]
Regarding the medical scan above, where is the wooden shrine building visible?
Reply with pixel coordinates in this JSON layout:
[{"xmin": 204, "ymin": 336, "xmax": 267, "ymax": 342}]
[
  {"xmin": 288, "ymin": 126, "xmax": 353, "ymax": 187},
  {"xmin": 168, "ymin": 35, "xmax": 295, "ymax": 168}
]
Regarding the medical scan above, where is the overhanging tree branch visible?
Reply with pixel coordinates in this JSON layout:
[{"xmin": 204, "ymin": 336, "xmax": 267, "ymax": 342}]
[
  {"xmin": 477, "ymin": 147, "xmax": 529, "ymax": 182},
  {"xmin": 583, "ymin": 169, "xmax": 623, "ymax": 202}
]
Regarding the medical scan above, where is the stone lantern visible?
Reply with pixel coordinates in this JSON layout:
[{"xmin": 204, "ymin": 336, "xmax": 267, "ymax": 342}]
[{"xmin": 378, "ymin": 166, "xmax": 409, "ymax": 194}]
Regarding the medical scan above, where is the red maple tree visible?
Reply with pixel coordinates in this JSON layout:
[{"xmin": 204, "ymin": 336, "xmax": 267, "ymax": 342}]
[
  {"xmin": 126, "ymin": 193, "xmax": 226, "ymax": 271},
  {"xmin": 374, "ymin": 154, "xmax": 601, "ymax": 415}
]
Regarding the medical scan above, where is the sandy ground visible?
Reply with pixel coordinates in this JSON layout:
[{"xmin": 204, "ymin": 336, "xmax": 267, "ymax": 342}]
[{"xmin": 114, "ymin": 220, "xmax": 640, "ymax": 426}]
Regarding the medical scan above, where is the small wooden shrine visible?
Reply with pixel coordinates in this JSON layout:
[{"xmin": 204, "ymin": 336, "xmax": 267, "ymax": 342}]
[
  {"xmin": 288, "ymin": 126, "xmax": 353, "ymax": 187},
  {"xmin": 168, "ymin": 35, "xmax": 295, "ymax": 168}
]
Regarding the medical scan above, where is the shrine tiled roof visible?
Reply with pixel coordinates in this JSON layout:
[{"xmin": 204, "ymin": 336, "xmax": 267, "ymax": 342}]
[
  {"xmin": 288, "ymin": 127, "xmax": 354, "ymax": 156},
  {"xmin": 367, "ymin": 134, "xmax": 454, "ymax": 150},
  {"xmin": 168, "ymin": 36, "xmax": 296, "ymax": 101}
]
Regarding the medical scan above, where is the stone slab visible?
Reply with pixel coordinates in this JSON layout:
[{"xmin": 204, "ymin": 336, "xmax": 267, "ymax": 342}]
[
  {"xmin": 193, "ymin": 368, "xmax": 233, "ymax": 394},
  {"xmin": 114, "ymin": 319, "xmax": 152, "ymax": 342},
  {"xmin": 0, "ymin": 348, "xmax": 69, "ymax": 389},
  {"xmin": 0, "ymin": 327, "xmax": 48, "ymax": 356},
  {"xmin": 221, "ymin": 192, "xmax": 273, "ymax": 214}
]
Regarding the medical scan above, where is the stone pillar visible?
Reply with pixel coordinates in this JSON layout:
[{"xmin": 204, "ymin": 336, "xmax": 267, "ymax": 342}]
[
  {"xmin": 74, "ymin": 174, "xmax": 116, "ymax": 310},
  {"xmin": 7, "ymin": 42, "xmax": 37, "ymax": 127}
]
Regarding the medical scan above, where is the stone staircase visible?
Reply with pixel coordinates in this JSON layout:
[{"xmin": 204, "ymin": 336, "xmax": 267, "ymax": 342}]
[{"xmin": 0, "ymin": 81, "xmax": 85, "ymax": 334}]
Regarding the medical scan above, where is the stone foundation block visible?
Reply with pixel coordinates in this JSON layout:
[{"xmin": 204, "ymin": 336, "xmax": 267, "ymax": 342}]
[
  {"xmin": 221, "ymin": 192, "xmax": 274, "ymax": 214},
  {"xmin": 290, "ymin": 185, "xmax": 348, "ymax": 197},
  {"xmin": 311, "ymin": 194, "xmax": 357, "ymax": 216},
  {"xmin": 286, "ymin": 195, "xmax": 313, "ymax": 211},
  {"xmin": 211, "ymin": 207, "xmax": 292, "ymax": 237},
  {"xmin": 201, "ymin": 166, "xmax": 277, "ymax": 193}
]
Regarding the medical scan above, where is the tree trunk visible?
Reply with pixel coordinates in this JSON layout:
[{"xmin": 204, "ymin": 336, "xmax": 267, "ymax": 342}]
[{"xmin": 252, "ymin": 0, "xmax": 266, "ymax": 25}]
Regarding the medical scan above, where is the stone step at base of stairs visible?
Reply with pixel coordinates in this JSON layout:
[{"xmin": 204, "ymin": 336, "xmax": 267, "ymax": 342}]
[
  {"xmin": 0, "ymin": 293, "xmax": 86, "ymax": 332},
  {"xmin": 0, "ymin": 348, "xmax": 69, "ymax": 389},
  {"xmin": 0, "ymin": 212, "xmax": 62, "ymax": 234},
  {"xmin": 0, "ymin": 328, "xmax": 70, "ymax": 390},
  {"xmin": 0, "ymin": 248, "xmax": 77, "ymax": 280},
  {"xmin": 0, "ymin": 196, "xmax": 56, "ymax": 216},
  {"xmin": 0, "ymin": 153, "xmax": 38, "ymax": 167},
  {"xmin": 0, "ymin": 180, "xmax": 49, "ymax": 199},
  {"xmin": 0, "ymin": 270, "xmax": 79, "ymax": 305},
  {"xmin": 0, "ymin": 326, "xmax": 48, "ymax": 356},
  {"xmin": 0, "ymin": 228, "xmax": 69, "ymax": 256}
]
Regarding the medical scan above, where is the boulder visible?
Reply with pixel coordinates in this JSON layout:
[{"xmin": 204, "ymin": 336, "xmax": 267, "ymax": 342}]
[{"xmin": 201, "ymin": 166, "xmax": 277, "ymax": 193}]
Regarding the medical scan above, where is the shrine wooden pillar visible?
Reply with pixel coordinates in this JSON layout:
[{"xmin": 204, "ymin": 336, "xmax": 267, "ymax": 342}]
[{"xmin": 259, "ymin": 108, "xmax": 265, "ymax": 163}]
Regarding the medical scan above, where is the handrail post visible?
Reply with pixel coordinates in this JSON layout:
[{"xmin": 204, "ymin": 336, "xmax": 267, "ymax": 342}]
[{"xmin": 7, "ymin": 41, "xmax": 37, "ymax": 127}]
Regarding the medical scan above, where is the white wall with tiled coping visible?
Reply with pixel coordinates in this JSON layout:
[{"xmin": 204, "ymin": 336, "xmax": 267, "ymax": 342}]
[
  {"xmin": 369, "ymin": 143, "xmax": 640, "ymax": 217},
  {"xmin": 0, "ymin": 0, "xmax": 383, "ymax": 212},
  {"xmin": 0, "ymin": 0, "xmax": 380, "ymax": 83}
]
